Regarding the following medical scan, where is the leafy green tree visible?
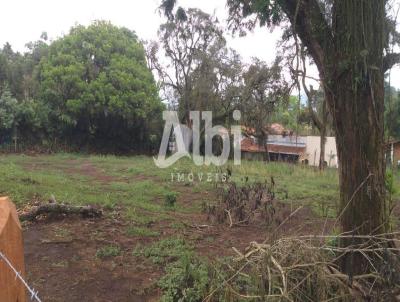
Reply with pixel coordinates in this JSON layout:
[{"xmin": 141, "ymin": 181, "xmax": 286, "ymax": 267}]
[
  {"xmin": 271, "ymin": 95, "xmax": 300, "ymax": 130},
  {"xmin": 189, "ymin": 46, "xmax": 243, "ymax": 125},
  {"xmin": 0, "ymin": 43, "xmax": 25, "ymax": 101},
  {"xmin": 37, "ymin": 21, "xmax": 164, "ymax": 152},
  {"xmin": 241, "ymin": 58, "xmax": 289, "ymax": 160},
  {"xmin": 147, "ymin": 8, "xmax": 226, "ymax": 124},
  {"xmin": 0, "ymin": 36, "xmax": 48, "ymax": 102},
  {"xmin": 0, "ymin": 89, "xmax": 18, "ymax": 134},
  {"xmin": 0, "ymin": 88, "xmax": 49, "ymax": 146}
]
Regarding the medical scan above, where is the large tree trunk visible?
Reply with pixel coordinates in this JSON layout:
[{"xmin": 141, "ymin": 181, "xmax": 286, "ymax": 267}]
[
  {"xmin": 329, "ymin": 85, "xmax": 387, "ymax": 274},
  {"xmin": 261, "ymin": 130, "xmax": 270, "ymax": 162},
  {"xmin": 326, "ymin": 0, "xmax": 388, "ymax": 275}
]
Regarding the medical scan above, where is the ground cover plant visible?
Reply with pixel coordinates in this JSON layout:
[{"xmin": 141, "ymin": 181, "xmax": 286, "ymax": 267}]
[{"xmin": 0, "ymin": 154, "xmax": 398, "ymax": 301}]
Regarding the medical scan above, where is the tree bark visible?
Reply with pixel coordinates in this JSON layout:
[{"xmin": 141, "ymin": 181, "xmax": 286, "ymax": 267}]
[
  {"xmin": 318, "ymin": 100, "xmax": 329, "ymax": 170},
  {"xmin": 260, "ymin": 130, "xmax": 270, "ymax": 162},
  {"xmin": 282, "ymin": 0, "xmax": 389, "ymax": 274},
  {"xmin": 326, "ymin": 0, "xmax": 388, "ymax": 275}
]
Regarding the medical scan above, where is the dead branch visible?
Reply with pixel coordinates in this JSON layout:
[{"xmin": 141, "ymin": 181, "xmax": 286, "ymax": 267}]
[
  {"xmin": 225, "ymin": 209, "xmax": 233, "ymax": 228},
  {"xmin": 20, "ymin": 203, "xmax": 102, "ymax": 221}
]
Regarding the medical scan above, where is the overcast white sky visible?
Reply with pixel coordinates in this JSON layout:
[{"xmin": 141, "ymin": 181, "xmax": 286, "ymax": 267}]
[{"xmin": 0, "ymin": 0, "xmax": 399, "ymax": 88}]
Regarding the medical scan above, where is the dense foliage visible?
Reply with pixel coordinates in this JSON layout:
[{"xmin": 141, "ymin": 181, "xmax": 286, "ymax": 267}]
[{"xmin": 0, "ymin": 21, "xmax": 164, "ymax": 153}]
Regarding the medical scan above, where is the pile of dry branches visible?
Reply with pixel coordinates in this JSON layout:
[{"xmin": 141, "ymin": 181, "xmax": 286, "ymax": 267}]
[
  {"xmin": 207, "ymin": 234, "xmax": 400, "ymax": 301},
  {"xmin": 204, "ymin": 181, "xmax": 280, "ymax": 227}
]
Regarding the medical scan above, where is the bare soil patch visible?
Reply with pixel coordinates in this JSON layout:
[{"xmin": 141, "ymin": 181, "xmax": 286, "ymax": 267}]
[{"xmin": 24, "ymin": 193, "xmax": 333, "ymax": 301}]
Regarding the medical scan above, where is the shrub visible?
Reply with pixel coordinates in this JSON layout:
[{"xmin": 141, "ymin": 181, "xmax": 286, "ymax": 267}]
[
  {"xmin": 136, "ymin": 237, "xmax": 190, "ymax": 265},
  {"xmin": 164, "ymin": 192, "xmax": 177, "ymax": 207},
  {"xmin": 96, "ymin": 245, "xmax": 121, "ymax": 258},
  {"xmin": 159, "ymin": 254, "xmax": 210, "ymax": 302}
]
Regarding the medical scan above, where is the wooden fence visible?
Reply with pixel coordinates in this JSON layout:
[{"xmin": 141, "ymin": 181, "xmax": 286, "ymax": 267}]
[{"xmin": 0, "ymin": 197, "xmax": 26, "ymax": 302}]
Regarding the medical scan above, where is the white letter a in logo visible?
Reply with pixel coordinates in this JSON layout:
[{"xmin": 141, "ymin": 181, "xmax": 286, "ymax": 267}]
[{"xmin": 153, "ymin": 111, "xmax": 191, "ymax": 168}]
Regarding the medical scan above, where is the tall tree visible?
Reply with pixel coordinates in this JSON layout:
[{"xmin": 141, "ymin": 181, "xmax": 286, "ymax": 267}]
[
  {"xmin": 37, "ymin": 21, "xmax": 164, "ymax": 152},
  {"xmin": 161, "ymin": 0, "xmax": 400, "ymax": 274},
  {"xmin": 189, "ymin": 46, "xmax": 243, "ymax": 125},
  {"xmin": 147, "ymin": 8, "xmax": 225, "ymax": 125},
  {"xmin": 229, "ymin": 0, "xmax": 400, "ymax": 274},
  {"xmin": 242, "ymin": 58, "xmax": 289, "ymax": 160}
]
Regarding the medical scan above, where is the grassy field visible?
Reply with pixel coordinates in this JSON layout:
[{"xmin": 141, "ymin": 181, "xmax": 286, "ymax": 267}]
[
  {"xmin": 0, "ymin": 154, "xmax": 339, "ymax": 209},
  {"xmin": 1, "ymin": 154, "xmax": 399, "ymax": 301},
  {"xmin": 2, "ymin": 154, "xmax": 398, "ymax": 216}
]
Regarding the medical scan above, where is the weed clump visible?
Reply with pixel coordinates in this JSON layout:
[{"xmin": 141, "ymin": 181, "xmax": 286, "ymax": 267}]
[
  {"xmin": 134, "ymin": 237, "xmax": 191, "ymax": 264},
  {"xmin": 159, "ymin": 254, "xmax": 210, "ymax": 302},
  {"xmin": 135, "ymin": 237, "xmax": 214, "ymax": 301},
  {"xmin": 204, "ymin": 181, "xmax": 279, "ymax": 227},
  {"xmin": 164, "ymin": 192, "xmax": 177, "ymax": 207},
  {"xmin": 96, "ymin": 245, "xmax": 121, "ymax": 258}
]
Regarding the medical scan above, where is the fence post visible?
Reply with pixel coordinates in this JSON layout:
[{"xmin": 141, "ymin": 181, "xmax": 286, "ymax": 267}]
[{"xmin": 0, "ymin": 197, "xmax": 26, "ymax": 302}]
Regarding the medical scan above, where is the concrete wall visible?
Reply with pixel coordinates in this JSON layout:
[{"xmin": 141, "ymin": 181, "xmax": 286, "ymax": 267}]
[
  {"xmin": 0, "ymin": 197, "xmax": 26, "ymax": 302},
  {"xmin": 305, "ymin": 136, "xmax": 338, "ymax": 168}
]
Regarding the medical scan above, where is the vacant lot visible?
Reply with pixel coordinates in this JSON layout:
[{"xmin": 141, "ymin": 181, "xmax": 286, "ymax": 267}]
[{"xmin": 0, "ymin": 154, "xmax": 399, "ymax": 301}]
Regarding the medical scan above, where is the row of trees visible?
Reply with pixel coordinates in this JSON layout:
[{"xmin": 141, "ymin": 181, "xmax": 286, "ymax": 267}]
[
  {"xmin": 0, "ymin": 21, "xmax": 164, "ymax": 153},
  {"xmin": 0, "ymin": 13, "xmax": 311, "ymax": 154},
  {"xmin": 1, "ymin": 9, "xmax": 398, "ymax": 157}
]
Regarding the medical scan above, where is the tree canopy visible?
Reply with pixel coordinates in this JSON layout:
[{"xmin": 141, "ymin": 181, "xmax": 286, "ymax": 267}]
[{"xmin": 0, "ymin": 21, "xmax": 164, "ymax": 153}]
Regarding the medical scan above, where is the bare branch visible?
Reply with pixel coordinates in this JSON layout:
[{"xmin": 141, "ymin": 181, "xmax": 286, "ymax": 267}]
[{"xmin": 280, "ymin": 0, "xmax": 333, "ymax": 73}]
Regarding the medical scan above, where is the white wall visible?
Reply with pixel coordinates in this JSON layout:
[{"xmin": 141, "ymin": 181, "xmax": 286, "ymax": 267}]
[{"xmin": 305, "ymin": 136, "xmax": 338, "ymax": 168}]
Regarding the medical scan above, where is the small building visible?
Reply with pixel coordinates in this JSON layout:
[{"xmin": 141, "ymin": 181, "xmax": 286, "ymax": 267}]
[
  {"xmin": 240, "ymin": 124, "xmax": 338, "ymax": 168},
  {"xmin": 241, "ymin": 135, "xmax": 306, "ymax": 163}
]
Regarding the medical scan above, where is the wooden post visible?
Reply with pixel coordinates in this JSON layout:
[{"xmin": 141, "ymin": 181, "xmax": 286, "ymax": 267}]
[{"xmin": 0, "ymin": 197, "xmax": 26, "ymax": 302}]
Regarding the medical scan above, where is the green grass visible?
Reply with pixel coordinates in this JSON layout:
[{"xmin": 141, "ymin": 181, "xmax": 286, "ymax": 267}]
[
  {"xmin": 0, "ymin": 154, "xmax": 399, "ymax": 221},
  {"xmin": 135, "ymin": 236, "xmax": 212, "ymax": 301},
  {"xmin": 134, "ymin": 237, "xmax": 192, "ymax": 265},
  {"xmin": 96, "ymin": 245, "xmax": 121, "ymax": 258},
  {"xmin": 126, "ymin": 226, "xmax": 160, "ymax": 237},
  {"xmin": 0, "ymin": 155, "xmax": 178, "ymax": 213},
  {"xmin": 0, "ymin": 157, "xmax": 102, "ymax": 207}
]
